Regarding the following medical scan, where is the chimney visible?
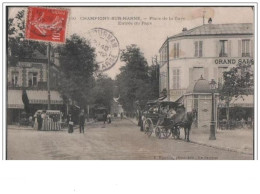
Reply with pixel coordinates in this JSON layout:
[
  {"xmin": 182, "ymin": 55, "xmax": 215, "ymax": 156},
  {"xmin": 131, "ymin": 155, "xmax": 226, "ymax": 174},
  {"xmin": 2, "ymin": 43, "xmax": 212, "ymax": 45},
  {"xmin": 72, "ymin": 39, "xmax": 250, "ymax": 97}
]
[
  {"xmin": 182, "ymin": 27, "xmax": 187, "ymax": 32},
  {"xmin": 208, "ymin": 18, "xmax": 212, "ymax": 24}
]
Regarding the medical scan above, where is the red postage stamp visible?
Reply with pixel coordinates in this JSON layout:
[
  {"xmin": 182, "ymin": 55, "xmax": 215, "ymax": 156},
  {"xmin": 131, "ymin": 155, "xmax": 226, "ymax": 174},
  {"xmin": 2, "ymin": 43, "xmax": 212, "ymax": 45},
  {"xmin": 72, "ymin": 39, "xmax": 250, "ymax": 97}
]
[{"xmin": 25, "ymin": 7, "xmax": 69, "ymax": 43}]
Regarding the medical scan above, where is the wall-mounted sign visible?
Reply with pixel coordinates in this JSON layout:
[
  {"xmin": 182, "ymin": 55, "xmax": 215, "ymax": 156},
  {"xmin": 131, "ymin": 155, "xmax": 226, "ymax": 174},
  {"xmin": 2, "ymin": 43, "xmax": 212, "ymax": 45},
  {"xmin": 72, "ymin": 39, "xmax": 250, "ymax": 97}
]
[{"xmin": 215, "ymin": 58, "xmax": 254, "ymax": 65}]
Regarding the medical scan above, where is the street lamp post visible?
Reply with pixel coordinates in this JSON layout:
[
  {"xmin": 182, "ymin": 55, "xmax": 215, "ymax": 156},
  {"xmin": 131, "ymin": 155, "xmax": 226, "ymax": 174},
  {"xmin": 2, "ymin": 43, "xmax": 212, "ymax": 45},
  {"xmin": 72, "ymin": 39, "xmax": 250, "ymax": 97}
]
[
  {"xmin": 47, "ymin": 42, "xmax": 51, "ymax": 110},
  {"xmin": 209, "ymin": 79, "xmax": 217, "ymax": 140}
]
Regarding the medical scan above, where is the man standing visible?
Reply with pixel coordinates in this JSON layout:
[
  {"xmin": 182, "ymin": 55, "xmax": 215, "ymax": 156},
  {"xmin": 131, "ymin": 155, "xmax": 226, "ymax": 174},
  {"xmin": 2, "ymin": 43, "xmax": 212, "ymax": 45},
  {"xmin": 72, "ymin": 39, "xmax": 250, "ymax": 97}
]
[
  {"xmin": 37, "ymin": 112, "xmax": 42, "ymax": 130},
  {"xmin": 67, "ymin": 113, "xmax": 73, "ymax": 133},
  {"xmin": 79, "ymin": 109, "xmax": 85, "ymax": 133},
  {"xmin": 103, "ymin": 111, "xmax": 107, "ymax": 124}
]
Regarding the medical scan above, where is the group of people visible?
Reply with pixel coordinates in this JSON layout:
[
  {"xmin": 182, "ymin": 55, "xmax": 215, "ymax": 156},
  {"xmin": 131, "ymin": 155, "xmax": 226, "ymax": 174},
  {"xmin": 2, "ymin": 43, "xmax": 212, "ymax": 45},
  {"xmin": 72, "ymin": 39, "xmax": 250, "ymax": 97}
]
[
  {"xmin": 102, "ymin": 112, "xmax": 112, "ymax": 124},
  {"xmin": 102, "ymin": 112, "xmax": 124, "ymax": 124},
  {"xmin": 34, "ymin": 111, "xmax": 62, "ymax": 131},
  {"xmin": 67, "ymin": 109, "xmax": 86, "ymax": 134}
]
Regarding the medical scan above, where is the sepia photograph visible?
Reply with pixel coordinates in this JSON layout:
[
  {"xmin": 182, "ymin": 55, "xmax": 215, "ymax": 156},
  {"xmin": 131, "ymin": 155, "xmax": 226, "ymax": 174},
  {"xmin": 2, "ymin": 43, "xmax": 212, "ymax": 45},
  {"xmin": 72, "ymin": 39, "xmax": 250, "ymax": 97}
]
[{"xmin": 5, "ymin": 5, "xmax": 255, "ymax": 160}]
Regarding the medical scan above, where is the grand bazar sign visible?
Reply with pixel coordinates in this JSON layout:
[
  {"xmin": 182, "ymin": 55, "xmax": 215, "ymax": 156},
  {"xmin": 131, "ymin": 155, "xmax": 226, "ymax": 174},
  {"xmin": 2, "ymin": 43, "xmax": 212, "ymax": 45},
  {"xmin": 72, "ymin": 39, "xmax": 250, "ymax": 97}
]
[{"xmin": 215, "ymin": 58, "xmax": 254, "ymax": 65}]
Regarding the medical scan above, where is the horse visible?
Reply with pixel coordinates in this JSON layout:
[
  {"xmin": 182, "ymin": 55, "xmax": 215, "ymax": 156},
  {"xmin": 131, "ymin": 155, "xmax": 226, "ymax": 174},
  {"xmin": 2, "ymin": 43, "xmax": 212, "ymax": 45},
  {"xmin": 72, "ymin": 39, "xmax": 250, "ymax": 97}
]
[{"xmin": 171, "ymin": 107, "xmax": 197, "ymax": 142}]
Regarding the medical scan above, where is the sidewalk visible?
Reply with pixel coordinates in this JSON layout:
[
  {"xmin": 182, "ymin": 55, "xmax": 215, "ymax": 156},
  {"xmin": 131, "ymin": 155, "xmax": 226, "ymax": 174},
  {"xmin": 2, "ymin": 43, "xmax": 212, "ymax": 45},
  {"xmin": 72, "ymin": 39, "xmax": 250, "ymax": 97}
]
[
  {"xmin": 8, "ymin": 119, "xmax": 96, "ymax": 132},
  {"xmin": 127, "ymin": 117, "xmax": 253, "ymax": 155}
]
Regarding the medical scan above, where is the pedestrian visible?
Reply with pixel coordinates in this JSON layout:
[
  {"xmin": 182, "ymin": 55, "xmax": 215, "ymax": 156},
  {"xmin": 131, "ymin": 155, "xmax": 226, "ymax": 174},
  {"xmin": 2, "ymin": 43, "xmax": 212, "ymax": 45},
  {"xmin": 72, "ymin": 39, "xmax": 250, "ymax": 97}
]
[
  {"xmin": 37, "ymin": 112, "xmax": 42, "ymax": 130},
  {"xmin": 120, "ymin": 112, "xmax": 123, "ymax": 120},
  {"xmin": 107, "ymin": 113, "xmax": 111, "ymax": 124},
  {"xmin": 79, "ymin": 109, "xmax": 85, "ymax": 133},
  {"xmin": 103, "ymin": 111, "xmax": 107, "ymax": 124},
  {"xmin": 41, "ymin": 110, "xmax": 47, "ymax": 130},
  {"xmin": 67, "ymin": 113, "xmax": 74, "ymax": 133}
]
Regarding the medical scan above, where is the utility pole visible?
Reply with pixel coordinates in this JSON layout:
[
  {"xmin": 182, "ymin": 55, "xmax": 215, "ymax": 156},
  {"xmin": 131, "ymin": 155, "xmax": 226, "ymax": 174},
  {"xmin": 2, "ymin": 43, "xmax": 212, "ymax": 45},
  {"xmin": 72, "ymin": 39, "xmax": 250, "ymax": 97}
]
[
  {"xmin": 203, "ymin": 10, "xmax": 206, "ymax": 25},
  {"xmin": 47, "ymin": 42, "xmax": 51, "ymax": 110},
  {"xmin": 166, "ymin": 37, "xmax": 170, "ymax": 101},
  {"xmin": 155, "ymin": 55, "xmax": 158, "ymax": 79}
]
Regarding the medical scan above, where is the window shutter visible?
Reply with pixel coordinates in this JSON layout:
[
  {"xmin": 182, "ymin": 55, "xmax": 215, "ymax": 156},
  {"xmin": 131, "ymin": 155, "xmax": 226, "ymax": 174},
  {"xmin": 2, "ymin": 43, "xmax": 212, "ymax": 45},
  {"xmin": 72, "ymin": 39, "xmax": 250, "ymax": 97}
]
[
  {"xmin": 189, "ymin": 68, "xmax": 193, "ymax": 84},
  {"xmin": 228, "ymin": 40, "xmax": 232, "ymax": 57},
  {"xmin": 173, "ymin": 44, "xmax": 176, "ymax": 58},
  {"xmin": 177, "ymin": 43, "xmax": 180, "ymax": 58},
  {"xmin": 204, "ymin": 67, "xmax": 209, "ymax": 80},
  {"xmin": 216, "ymin": 40, "xmax": 219, "ymax": 57},
  {"xmin": 178, "ymin": 69, "xmax": 181, "ymax": 89},
  {"xmin": 194, "ymin": 41, "xmax": 198, "ymax": 57},
  {"xmin": 238, "ymin": 40, "xmax": 242, "ymax": 57},
  {"xmin": 199, "ymin": 41, "xmax": 203, "ymax": 57},
  {"xmin": 250, "ymin": 39, "xmax": 254, "ymax": 57}
]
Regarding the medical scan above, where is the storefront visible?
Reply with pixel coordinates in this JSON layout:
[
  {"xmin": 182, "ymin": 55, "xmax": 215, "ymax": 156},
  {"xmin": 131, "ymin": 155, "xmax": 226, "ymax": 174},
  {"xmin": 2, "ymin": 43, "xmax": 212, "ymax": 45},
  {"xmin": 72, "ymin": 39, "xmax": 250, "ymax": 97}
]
[
  {"xmin": 7, "ymin": 90, "xmax": 24, "ymax": 124},
  {"xmin": 7, "ymin": 89, "xmax": 64, "ymax": 124},
  {"xmin": 218, "ymin": 95, "xmax": 254, "ymax": 123}
]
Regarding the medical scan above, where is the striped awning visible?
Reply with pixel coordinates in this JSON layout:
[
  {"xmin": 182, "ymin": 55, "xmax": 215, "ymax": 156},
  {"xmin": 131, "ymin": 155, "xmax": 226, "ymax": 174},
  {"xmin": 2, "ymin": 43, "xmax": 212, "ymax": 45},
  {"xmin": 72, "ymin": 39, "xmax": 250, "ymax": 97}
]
[
  {"xmin": 218, "ymin": 95, "xmax": 254, "ymax": 108},
  {"xmin": 230, "ymin": 95, "xmax": 254, "ymax": 108},
  {"xmin": 8, "ymin": 90, "xmax": 24, "ymax": 109},
  {"xmin": 26, "ymin": 90, "xmax": 63, "ymax": 105}
]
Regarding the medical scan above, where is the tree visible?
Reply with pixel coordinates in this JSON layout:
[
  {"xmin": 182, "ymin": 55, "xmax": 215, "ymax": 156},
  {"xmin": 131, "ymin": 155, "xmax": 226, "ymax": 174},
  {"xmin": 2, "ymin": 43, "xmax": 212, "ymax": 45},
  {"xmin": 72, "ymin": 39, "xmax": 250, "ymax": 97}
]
[
  {"xmin": 149, "ymin": 58, "xmax": 160, "ymax": 99},
  {"xmin": 8, "ymin": 10, "xmax": 47, "ymax": 66},
  {"xmin": 116, "ymin": 44, "xmax": 158, "ymax": 112},
  {"xmin": 219, "ymin": 61, "xmax": 254, "ymax": 121},
  {"xmin": 57, "ymin": 34, "xmax": 98, "ymax": 108},
  {"xmin": 91, "ymin": 74, "xmax": 114, "ymax": 110}
]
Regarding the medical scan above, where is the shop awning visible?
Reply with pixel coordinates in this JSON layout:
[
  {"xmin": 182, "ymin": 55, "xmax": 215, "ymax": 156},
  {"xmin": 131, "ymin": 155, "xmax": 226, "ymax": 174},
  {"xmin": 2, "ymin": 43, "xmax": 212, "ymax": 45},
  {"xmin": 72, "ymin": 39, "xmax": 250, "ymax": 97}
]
[
  {"xmin": 230, "ymin": 95, "xmax": 254, "ymax": 108},
  {"xmin": 8, "ymin": 90, "xmax": 24, "ymax": 109},
  {"xmin": 26, "ymin": 90, "xmax": 63, "ymax": 105},
  {"xmin": 218, "ymin": 95, "xmax": 254, "ymax": 108}
]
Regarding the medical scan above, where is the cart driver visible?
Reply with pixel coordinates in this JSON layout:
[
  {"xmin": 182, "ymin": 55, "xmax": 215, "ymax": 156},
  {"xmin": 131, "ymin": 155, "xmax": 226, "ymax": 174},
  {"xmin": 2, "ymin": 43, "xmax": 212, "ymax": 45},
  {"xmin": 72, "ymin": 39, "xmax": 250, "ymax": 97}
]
[
  {"xmin": 156, "ymin": 105, "xmax": 170, "ymax": 127},
  {"xmin": 167, "ymin": 107, "xmax": 176, "ymax": 119}
]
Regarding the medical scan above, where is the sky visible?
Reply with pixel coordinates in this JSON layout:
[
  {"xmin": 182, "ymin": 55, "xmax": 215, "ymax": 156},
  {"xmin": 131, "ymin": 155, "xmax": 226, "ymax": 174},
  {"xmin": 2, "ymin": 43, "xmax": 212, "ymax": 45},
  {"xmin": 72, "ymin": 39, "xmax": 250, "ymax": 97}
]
[{"xmin": 9, "ymin": 7, "xmax": 254, "ymax": 79}]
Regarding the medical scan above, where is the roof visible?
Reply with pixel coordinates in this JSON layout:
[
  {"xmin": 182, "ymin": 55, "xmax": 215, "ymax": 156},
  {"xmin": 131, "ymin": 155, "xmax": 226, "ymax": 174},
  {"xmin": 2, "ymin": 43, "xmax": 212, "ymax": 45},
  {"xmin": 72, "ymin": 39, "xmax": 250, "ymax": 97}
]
[
  {"xmin": 19, "ymin": 50, "xmax": 47, "ymax": 63},
  {"xmin": 160, "ymin": 23, "xmax": 253, "ymax": 51},
  {"xmin": 186, "ymin": 76, "xmax": 211, "ymax": 94},
  {"xmin": 8, "ymin": 90, "xmax": 24, "ymax": 109}
]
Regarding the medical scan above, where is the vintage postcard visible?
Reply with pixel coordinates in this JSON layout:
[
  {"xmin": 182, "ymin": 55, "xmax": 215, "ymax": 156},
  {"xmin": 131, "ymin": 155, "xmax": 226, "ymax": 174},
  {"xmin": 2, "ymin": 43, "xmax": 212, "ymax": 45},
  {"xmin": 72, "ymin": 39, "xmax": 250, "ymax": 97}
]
[{"xmin": 5, "ymin": 5, "xmax": 255, "ymax": 160}]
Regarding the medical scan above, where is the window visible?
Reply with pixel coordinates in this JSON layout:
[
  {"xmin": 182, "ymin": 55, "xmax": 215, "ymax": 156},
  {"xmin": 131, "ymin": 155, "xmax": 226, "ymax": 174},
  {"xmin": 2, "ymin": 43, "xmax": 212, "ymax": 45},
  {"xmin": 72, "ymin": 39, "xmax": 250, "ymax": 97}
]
[
  {"xmin": 242, "ymin": 39, "xmax": 250, "ymax": 57},
  {"xmin": 164, "ymin": 47, "xmax": 167, "ymax": 61},
  {"xmin": 174, "ymin": 43, "xmax": 179, "ymax": 58},
  {"xmin": 160, "ymin": 47, "xmax": 167, "ymax": 63},
  {"xmin": 194, "ymin": 41, "xmax": 203, "ymax": 57},
  {"xmin": 11, "ymin": 72, "xmax": 19, "ymax": 86},
  {"xmin": 28, "ymin": 72, "xmax": 38, "ymax": 87},
  {"xmin": 218, "ymin": 67, "xmax": 228, "ymax": 85},
  {"xmin": 172, "ymin": 68, "xmax": 180, "ymax": 89},
  {"xmin": 193, "ymin": 67, "xmax": 204, "ymax": 81},
  {"xmin": 219, "ymin": 40, "xmax": 228, "ymax": 57},
  {"xmin": 160, "ymin": 72, "xmax": 166, "ymax": 90}
]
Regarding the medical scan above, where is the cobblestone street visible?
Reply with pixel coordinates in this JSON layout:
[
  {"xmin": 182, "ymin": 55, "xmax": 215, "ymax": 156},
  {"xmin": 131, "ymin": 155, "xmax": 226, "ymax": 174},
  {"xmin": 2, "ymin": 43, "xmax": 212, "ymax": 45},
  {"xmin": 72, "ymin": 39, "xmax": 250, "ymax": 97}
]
[{"xmin": 7, "ymin": 119, "xmax": 253, "ymax": 160}]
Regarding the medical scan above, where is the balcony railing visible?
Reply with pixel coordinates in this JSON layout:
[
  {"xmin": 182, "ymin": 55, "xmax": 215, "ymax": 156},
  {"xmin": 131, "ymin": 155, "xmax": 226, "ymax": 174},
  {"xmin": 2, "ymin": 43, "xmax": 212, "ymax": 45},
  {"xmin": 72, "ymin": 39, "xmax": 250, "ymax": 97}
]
[
  {"xmin": 219, "ymin": 53, "xmax": 228, "ymax": 57},
  {"xmin": 242, "ymin": 53, "xmax": 250, "ymax": 57}
]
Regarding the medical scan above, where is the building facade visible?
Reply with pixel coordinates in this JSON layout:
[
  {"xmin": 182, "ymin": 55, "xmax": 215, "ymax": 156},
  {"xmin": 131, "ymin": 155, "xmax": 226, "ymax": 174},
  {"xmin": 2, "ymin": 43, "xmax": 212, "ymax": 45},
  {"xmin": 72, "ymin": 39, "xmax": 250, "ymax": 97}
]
[
  {"xmin": 159, "ymin": 22, "xmax": 254, "ymax": 102},
  {"xmin": 7, "ymin": 50, "xmax": 63, "ymax": 124},
  {"xmin": 159, "ymin": 22, "xmax": 254, "ymax": 129}
]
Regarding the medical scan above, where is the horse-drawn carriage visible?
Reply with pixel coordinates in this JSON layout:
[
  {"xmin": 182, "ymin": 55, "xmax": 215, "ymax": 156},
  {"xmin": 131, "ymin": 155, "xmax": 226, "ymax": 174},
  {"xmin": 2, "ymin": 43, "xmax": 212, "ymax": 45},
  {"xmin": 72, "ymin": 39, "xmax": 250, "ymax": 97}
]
[{"xmin": 142, "ymin": 100, "xmax": 196, "ymax": 141}]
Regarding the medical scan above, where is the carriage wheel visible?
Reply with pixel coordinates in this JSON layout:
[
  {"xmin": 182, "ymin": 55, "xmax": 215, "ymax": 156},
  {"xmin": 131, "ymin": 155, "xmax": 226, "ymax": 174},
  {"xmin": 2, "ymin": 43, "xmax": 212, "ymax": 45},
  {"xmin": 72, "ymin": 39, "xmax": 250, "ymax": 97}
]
[
  {"xmin": 161, "ymin": 127, "xmax": 171, "ymax": 139},
  {"xmin": 155, "ymin": 126, "xmax": 161, "ymax": 138},
  {"xmin": 144, "ymin": 119, "xmax": 153, "ymax": 137}
]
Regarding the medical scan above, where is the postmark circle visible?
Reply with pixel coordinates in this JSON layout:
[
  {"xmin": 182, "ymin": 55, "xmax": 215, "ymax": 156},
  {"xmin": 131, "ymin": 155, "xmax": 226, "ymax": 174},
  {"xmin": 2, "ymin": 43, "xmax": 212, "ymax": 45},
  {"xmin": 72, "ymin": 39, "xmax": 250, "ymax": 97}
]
[{"xmin": 86, "ymin": 28, "xmax": 120, "ymax": 72}]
